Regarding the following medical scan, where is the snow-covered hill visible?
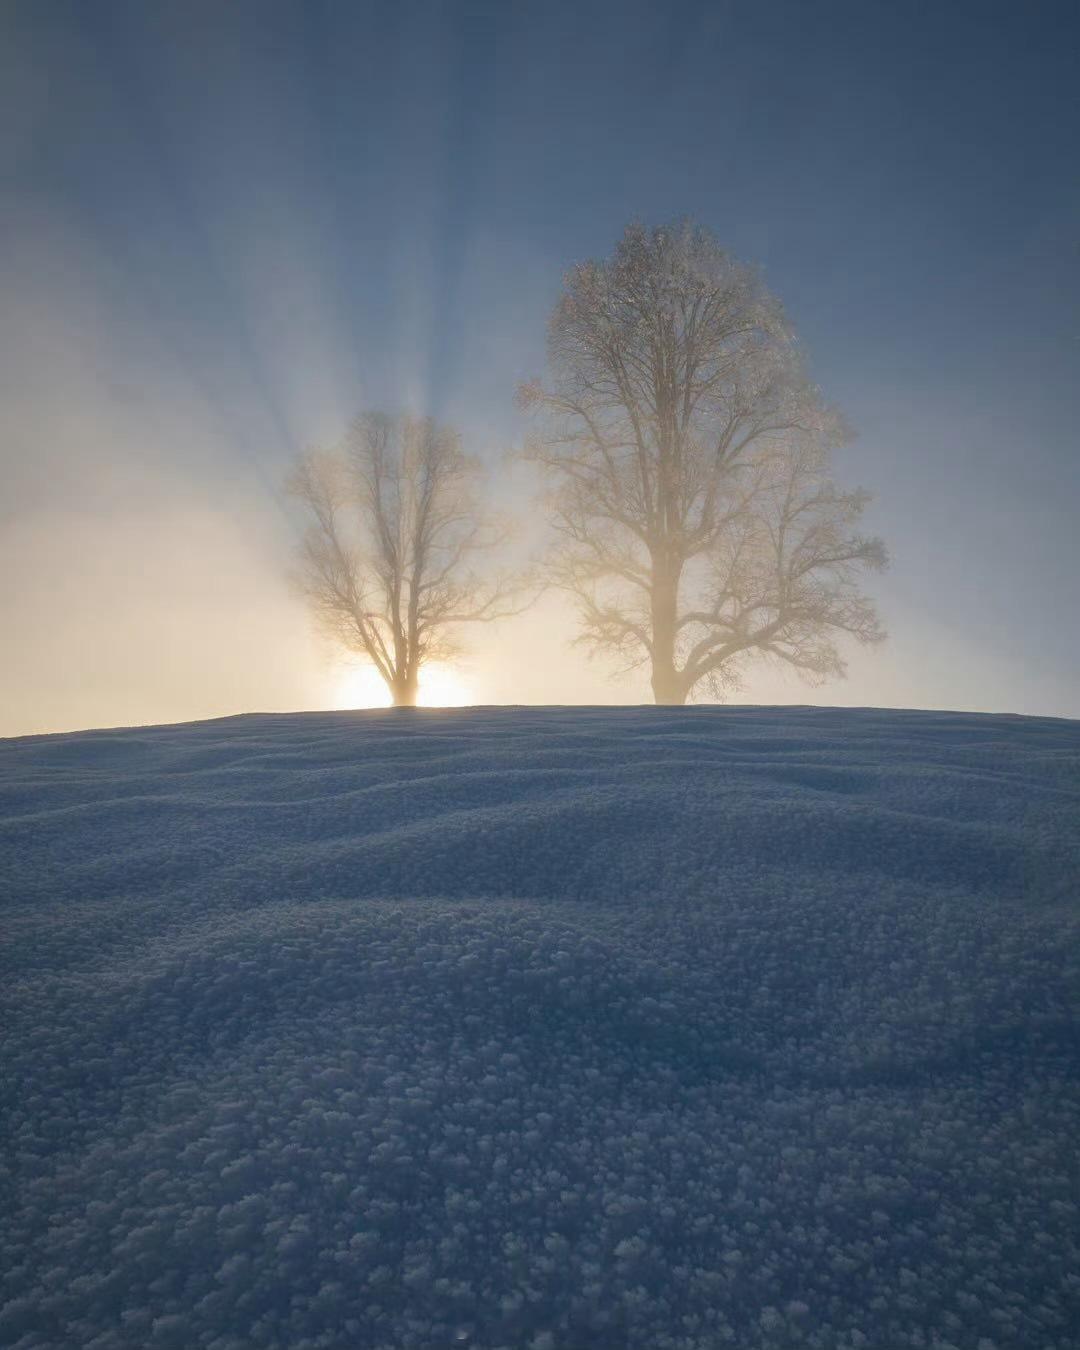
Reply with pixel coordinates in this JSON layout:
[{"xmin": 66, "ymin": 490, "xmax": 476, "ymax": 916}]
[{"xmin": 2, "ymin": 706, "xmax": 1078, "ymax": 1350}]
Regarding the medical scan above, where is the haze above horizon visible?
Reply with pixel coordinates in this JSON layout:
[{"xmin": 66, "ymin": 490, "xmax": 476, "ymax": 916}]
[{"xmin": 2, "ymin": 0, "xmax": 1078, "ymax": 734}]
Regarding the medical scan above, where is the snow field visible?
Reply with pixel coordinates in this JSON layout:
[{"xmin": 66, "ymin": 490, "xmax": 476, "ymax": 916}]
[{"xmin": 1, "ymin": 706, "xmax": 1078, "ymax": 1349}]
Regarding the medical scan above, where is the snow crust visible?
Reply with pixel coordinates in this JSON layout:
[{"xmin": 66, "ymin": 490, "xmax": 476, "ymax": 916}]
[{"xmin": 2, "ymin": 706, "xmax": 1078, "ymax": 1349}]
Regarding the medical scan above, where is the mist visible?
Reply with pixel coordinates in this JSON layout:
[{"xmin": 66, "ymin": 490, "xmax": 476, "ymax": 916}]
[{"xmin": 2, "ymin": 1, "xmax": 1078, "ymax": 734}]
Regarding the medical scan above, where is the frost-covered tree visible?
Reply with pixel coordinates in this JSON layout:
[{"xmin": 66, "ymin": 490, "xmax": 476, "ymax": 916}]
[
  {"xmin": 289, "ymin": 412, "xmax": 520, "ymax": 707},
  {"xmin": 521, "ymin": 221, "xmax": 887, "ymax": 704}
]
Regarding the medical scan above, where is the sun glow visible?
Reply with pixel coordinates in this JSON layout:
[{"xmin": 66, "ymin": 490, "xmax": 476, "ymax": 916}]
[
  {"xmin": 332, "ymin": 662, "xmax": 473, "ymax": 709},
  {"xmin": 417, "ymin": 663, "xmax": 473, "ymax": 708}
]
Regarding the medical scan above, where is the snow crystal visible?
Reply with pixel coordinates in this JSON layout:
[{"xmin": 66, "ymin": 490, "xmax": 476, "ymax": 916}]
[{"xmin": 1, "ymin": 705, "xmax": 1078, "ymax": 1348}]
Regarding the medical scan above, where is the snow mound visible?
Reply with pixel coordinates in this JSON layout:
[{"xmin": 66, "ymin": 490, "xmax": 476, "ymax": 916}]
[{"xmin": 2, "ymin": 706, "xmax": 1078, "ymax": 1350}]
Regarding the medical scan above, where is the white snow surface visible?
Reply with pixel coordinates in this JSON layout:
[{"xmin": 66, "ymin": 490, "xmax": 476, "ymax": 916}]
[{"xmin": 1, "ymin": 705, "xmax": 1078, "ymax": 1350}]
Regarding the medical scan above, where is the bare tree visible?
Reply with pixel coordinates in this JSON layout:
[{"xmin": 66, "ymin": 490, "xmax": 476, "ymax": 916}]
[
  {"xmin": 520, "ymin": 221, "xmax": 887, "ymax": 705},
  {"xmin": 289, "ymin": 412, "xmax": 521, "ymax": 707}
]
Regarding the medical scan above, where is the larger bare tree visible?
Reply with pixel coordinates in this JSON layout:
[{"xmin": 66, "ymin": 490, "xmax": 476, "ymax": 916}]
[
  {"xmin": 521, "ymin": 221, "xmax": 887, "ymax": 704},
  {"xmin": 290, "ymin": 413, "xmax": 520, "ymax": 707}
]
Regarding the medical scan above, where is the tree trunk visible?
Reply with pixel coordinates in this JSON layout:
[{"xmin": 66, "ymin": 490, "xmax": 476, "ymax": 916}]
[
  {"xmin": 650, "ymin": 666, "xmax": 687, "ymax": 705},
  {"xmin": 649, "ymin": 562, "xmax": 687, "ymax": 705},
  {"xmin": 391, "ymin": 674, "xmax": 419, "ymax": 707}
]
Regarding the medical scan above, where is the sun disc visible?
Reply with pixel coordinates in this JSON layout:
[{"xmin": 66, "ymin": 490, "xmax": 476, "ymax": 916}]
[
  {"xmin": 417, "ymin": 663, "xmax": 471, "ymax": 707},
  {"xmin": 331, "ymin": 661, "xmax": 472, "ymax": 709},
  {"xmin": 332, "ymin": 664, "xmax": 392, "ymax": 709}
]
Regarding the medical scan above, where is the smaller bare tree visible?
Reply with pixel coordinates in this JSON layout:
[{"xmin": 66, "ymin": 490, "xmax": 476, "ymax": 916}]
[{"xmin": 289, "ymin": 412, "xmax": 521, "ymax": 707}]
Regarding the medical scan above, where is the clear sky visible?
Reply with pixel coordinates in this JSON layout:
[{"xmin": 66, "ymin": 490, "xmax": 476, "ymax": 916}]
[{"xmin": 2, "ymin": 0, "xmax": 1078, "ymax": 733}]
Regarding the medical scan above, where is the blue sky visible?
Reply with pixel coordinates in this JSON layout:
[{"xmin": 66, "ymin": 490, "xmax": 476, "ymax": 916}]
[{"xmin": 2, "ymin": 0, "xmax": 1078, "ymax": 730}]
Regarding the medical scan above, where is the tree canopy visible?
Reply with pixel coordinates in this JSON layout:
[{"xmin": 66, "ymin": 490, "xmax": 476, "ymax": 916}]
[
  {"xmin": 290, "ymin": 412, "xmax": 520, "ymax": 706},
  {"xmin": 521, "ymin": 221, "xmax": 886, "ymax": 703}
]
